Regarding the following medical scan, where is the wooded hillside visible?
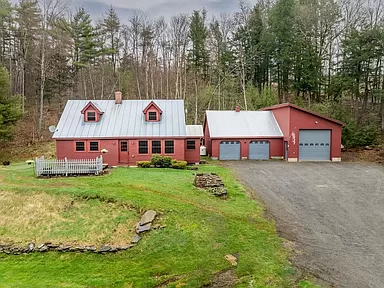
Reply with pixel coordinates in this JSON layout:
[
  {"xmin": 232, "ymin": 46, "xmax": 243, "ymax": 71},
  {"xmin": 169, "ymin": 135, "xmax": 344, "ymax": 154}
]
[{"xmin": 0, "ymin": 0, "xmax": 383, "ymax": 147}]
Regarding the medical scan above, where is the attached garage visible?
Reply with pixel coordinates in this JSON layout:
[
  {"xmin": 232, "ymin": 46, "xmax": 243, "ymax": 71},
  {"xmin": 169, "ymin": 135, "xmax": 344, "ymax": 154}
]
[
  {"xmin": 249, "ymin": 141, "xmax": 270, "ymax": 160},
  {"xmin": 220, "ymin": 141, "xmax": 240, "ymax": 160},
  {"xmin": 299, "ymin": 130, "xmax": 331, "ymax": 161}
]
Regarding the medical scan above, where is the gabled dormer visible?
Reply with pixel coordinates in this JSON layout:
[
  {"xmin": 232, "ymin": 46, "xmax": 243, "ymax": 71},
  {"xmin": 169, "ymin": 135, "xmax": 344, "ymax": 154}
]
[
  {"xmin": 81, "ymin": 101, "xmax": 104, "ymax": 122},
  {"xmin": 143, "ymin": 101, "xmax": 163, "ymax": 122}
]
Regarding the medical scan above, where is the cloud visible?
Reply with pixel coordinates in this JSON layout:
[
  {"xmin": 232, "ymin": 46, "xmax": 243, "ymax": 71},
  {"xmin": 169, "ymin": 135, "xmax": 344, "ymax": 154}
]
[{"xmin": 72, "ymin": 0, "xmax": 258, "ymax": 21}]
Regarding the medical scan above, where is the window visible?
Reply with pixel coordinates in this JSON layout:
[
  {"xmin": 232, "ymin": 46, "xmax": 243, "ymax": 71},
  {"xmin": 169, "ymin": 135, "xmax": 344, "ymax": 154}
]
[
  {"xmin": 120, "ymin": 142, "xmax": 128, "ymax": 152},
  {"xmin": 148, "ymin": 112, "xmax": 157, "ymax": 121},
  {"xmin": 89, "ymin": 141, "xmax": 99, "ymax": 151},
  {"xmin": 139, "ymin": 141, "xmax": 148, "ymax": 154},
  {"xmin": 165, "ymin": 140, "xmax": 174, "ymax": 154},
  {"xmin": 87, "ymin": 112, "xmax": 96, "ymax": 121},
  {"xmin": 187, "ymin": 140, "xmax": 196, "ymax": 150},
  {"xmin": 152, "ymin": 140, "xmax": 161, "ymax": 154},
  {"xmin": 76, "ymin": 141, "xmax": 85, "ymax": 152}
]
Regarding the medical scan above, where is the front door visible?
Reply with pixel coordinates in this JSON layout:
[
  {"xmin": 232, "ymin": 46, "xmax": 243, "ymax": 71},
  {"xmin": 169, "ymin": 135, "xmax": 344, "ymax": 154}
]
[{"xmin": 119, "ymin": 141, "xmax": 129, "ymax": 164}]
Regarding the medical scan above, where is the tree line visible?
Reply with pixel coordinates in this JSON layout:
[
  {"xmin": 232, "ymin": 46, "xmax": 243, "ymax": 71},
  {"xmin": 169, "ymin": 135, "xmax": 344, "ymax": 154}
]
[{"xmin": 0, "ymin": 0, "xmax": 383, "ymax": 147}]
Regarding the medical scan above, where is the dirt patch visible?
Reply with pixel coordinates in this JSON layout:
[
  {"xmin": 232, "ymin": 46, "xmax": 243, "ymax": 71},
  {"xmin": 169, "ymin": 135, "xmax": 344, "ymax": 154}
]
[
  {"xmin": 0, "ymin": 190, "xmax": 138, "ymax": 246},
  {"xmin": 207, "ymin": 269, "xmax": 238, "ymax": 288}
]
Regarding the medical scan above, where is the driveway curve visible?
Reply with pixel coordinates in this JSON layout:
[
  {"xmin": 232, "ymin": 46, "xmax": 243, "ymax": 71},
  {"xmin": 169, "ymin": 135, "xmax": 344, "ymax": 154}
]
[{"xmin": 226, "ymin": 161, "xmax": 384, "ymax": 288}]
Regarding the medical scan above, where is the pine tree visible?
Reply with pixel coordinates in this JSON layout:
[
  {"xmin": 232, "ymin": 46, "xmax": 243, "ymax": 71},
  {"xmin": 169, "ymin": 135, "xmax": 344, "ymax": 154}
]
[
  {"xmin": 101, "ymin": 6, "xmax": 121, "ymax": 74},
  {"xmin": 188, "ymin": 10, "xmax": 209, "ymax": 79},
  {"xmin": 0, "ymin": 66, "xmax": 21, "ymax": 140}
]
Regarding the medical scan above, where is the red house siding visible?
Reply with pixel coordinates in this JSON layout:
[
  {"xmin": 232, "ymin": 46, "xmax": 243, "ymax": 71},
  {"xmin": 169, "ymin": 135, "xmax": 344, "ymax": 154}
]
[
  {"xmin": 268, "ymin": 106, "xmax": 290, "ymax": 141},
  {"xmin": 185, "ymin": 138, "xmax": 201, "ymax": 164},
  {"xmin": 203, "ymin": 122, "xmax": 212, "ymax": 156},
  {"xmin": 145, "ymin": 108, "xmax": 161, "ymax": 122},
  {"xmin": 56, "ymin": 138, "xmax": 188, "ymax": 166},
  {"xmin": 209, "ymin": 138, "xmax": 284, "ymax": 160}
]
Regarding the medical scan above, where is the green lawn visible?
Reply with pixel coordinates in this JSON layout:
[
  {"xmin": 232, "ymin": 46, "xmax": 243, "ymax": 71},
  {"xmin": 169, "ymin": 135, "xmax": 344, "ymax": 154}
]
[{"xmin": 0, "ymin": 162, "xmax": 307, "ymax": 287}]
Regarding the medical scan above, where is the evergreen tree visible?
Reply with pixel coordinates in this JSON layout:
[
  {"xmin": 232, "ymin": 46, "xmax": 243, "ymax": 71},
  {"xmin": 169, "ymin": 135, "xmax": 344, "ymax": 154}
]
[
  {"xmin": 0, "ymin": 66, "xmax": 21, "ymax": 140},
  {"xmin": 101, "ymin": 6, "xmax": 121, "ymax": 74},
  {"xmin": 269, "ymin": 0, "xmax": 297, "ymax": 101},
  {"xmin": 71, "ymin": 8, "xmax": 98, "ymax": 69},
  {"xmin": 188, "ymin": 10, "xmax": 209, "ymax": 79}
]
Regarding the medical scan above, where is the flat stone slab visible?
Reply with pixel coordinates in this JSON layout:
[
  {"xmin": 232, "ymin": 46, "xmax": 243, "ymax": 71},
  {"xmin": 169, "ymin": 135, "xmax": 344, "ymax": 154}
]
[
  {"xmin": 131, "ymin": 234, "xmax": 141, "ymax": 244},
  {"xmin": 136, "ymin": 223, "xmax": 151, "ymax": 233},
  {"xmin": 140, "ymin": 210, "xmax": 157, "ymax": 225},
  {"xmin": 98, "ymin": 246, "xmax": 111, "ymax": 253}
]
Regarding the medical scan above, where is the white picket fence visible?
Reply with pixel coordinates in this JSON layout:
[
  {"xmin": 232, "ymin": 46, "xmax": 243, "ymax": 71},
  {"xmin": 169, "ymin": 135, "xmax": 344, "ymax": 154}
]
[{"xmin": 35, "ymin": 156, "xmax": 103, "ymax": 177}]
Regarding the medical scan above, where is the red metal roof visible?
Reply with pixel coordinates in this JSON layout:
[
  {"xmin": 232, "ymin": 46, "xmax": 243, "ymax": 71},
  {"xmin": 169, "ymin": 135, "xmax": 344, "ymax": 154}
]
[{"xmin": 261, "ymin": 103, "xmax": 345, "ymax": 126}]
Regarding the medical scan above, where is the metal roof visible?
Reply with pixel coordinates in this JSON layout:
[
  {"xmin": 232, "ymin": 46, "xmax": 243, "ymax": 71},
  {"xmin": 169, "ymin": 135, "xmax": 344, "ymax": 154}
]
[
  {"xmin": 261, "ymin": 103, "xmax": 345, "ymax": 126},
  {"xmin": 205, "ymin": 110, "xmax": 283, "ymax": 138},
  {"xmin": 53, "ymin": 100, "xmax": 186, "ymax": 139},
  {"xmin": 186, "ymin": 125, "xmax": 203, "ymax": 137}
]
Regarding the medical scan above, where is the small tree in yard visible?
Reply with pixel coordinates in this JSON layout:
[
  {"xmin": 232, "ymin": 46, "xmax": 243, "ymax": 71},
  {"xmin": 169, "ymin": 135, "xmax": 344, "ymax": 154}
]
[{"xmin": 0, "ymin": 66, "xmax": 21, "ymax": 141}]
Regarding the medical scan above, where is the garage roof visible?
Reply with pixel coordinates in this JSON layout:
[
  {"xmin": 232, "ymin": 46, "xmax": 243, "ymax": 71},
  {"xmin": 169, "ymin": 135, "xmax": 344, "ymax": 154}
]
[
  {"xmin": 261, "ymin": 103, "xmax": 345, "ymax": 126},
  {"xmin": 205, "ymin": 111, "xmax": 283, "ymax": 138}
]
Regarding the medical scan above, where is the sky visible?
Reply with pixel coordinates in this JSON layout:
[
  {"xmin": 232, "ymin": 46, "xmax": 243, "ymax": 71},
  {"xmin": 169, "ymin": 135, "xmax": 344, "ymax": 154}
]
[{"xmin": 71, "ymin": 0, "xmax": 259, "ymax": 21}]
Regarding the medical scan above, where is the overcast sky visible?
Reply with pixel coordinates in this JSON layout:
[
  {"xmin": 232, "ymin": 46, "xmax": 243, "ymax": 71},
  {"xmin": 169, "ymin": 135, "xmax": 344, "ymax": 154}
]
[{"xmin": 71, "ymin": 0, "xmax": 258, "ymax": 21}]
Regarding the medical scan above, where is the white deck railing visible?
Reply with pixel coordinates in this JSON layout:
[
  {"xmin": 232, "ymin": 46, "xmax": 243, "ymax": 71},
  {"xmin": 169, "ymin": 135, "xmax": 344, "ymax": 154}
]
[{"xmin": 35, "ymin": 156, "xmax": 103, "ymax": 177}]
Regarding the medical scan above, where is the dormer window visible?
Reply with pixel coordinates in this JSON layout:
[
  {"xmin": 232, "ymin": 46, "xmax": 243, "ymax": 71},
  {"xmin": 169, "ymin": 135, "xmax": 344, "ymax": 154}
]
[
  {"xmin": 148, "ymin": 112, "xmax": 157, "ymax": 121},
  {"xmin": 143, "ymin": 101, "xmax": 163, "ymax": 122},
  {"xmin": 81, "ymin": 101, "xmax": 104, "ymax": 123},
  {"xmin": 87, "ymin": 111, "xmax": 96, "ymax": 121}
]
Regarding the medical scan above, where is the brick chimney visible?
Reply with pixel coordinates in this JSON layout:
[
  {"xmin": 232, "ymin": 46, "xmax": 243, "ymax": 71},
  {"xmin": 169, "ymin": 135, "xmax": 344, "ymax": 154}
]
[
  {"xmin": 235, "ymin": 105, "xmax": 241, "ymax": 112},
  {"xmin": 115, "ymin": 91, "xmax": 122, "ymax": 104}
]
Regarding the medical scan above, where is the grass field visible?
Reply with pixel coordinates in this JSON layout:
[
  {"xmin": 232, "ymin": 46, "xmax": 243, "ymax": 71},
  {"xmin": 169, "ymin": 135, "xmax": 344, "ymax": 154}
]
[{"xmin": 0, "ymin": 162, "xmax": 317, "ymax": 287}]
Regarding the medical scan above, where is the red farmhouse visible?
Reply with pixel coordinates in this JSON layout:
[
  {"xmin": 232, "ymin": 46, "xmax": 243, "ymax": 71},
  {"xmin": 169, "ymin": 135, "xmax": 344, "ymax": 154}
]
[
  {"xmin": 204, "ymin": 103, "xmax": 344, "ymax": 162},
  {"xmin": 53, "ymin": 92, "xmax": 202, "ymax": 166}
]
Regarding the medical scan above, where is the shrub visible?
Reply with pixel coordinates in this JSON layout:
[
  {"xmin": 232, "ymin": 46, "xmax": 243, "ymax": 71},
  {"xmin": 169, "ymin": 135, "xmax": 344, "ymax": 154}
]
[
  {"xmin": 137, "ymin": 161, "xmax": 151, "ymax": 168},
  {"xmin": 171, "ymin": 160, "xmax": 187, "ymax": 169},
  {"xmin": 151, "ymin": 155, "xmax": 172, "ymax": 168}
]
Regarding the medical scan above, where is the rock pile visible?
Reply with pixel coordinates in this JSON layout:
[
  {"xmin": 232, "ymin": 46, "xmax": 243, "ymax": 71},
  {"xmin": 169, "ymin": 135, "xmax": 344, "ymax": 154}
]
[
  {"xmin": 1, "ymin": 210, "xmax": 165, "ymax": 255},
  {"xmin": 194, "ymin": 173, "xmax": 228, "ymax": 197},
  {"xmin": 0, "ymin": 243, "xmax": 133, "ymax": 255}
]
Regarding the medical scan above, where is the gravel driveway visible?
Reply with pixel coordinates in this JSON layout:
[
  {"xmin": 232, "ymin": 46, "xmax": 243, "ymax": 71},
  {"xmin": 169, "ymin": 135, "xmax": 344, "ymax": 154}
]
[{"xmin": 226, "ymin": 161, "xmax": 384, "ymax": 288}]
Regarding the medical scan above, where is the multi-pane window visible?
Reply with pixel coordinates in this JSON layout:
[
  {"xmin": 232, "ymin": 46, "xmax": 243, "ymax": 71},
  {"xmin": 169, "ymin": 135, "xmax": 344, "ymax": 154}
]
[
  {"xmin": 148, "ymin": 112, "xmax": 157, "ymax": 121},
  {"xmin": 152, "ymin": 140, "xmax": 161, "ymax": 154},
  {"xmin": 165, "ymin": 140, "xmax": 174, "ymax": 154},
  {"xmin": 87, "ymin": 112, "xmax": 96, "ymax": 121},
  {"xmin": 187, "ymin": 140, "xmax": 196, "ymax": 150},
  {"xmin": 89, "ymin": 141, "xmax": 99, "ymax": 151},
  {"xmin": 76, "ymin": 141, "xmax": 85, "ymax": 151},
  {"xmin": 139, "ymin": 141, "xmax": 148, "ymax": 154},
  {"xmin": 120, "ymin": 141, "xmax": 128, "ymax": 152}
]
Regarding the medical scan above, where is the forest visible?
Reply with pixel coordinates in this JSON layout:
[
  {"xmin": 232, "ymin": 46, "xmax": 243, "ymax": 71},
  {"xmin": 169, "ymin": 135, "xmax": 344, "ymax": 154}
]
[{"xmin": 0, "ymin": 0, "xmax": 383, "ymax": 148}]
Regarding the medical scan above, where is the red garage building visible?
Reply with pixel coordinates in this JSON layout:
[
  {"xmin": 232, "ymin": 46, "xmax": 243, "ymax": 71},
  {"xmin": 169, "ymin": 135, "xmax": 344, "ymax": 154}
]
[
  {"xmin": 53, "ymin": 92, "xmax": 201, "ymax": 166},
  {"xmin": 204, "ymin": 104, "xmax": 344, "ymax": 162}
]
